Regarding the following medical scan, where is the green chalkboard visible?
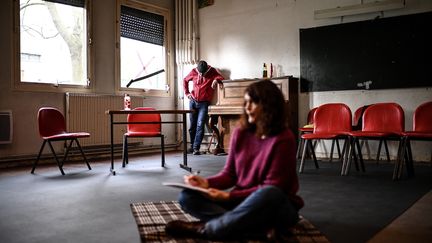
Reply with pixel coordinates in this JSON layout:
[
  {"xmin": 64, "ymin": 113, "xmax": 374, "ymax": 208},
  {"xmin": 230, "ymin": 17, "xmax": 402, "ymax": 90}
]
[{"xmin": 300, "ymin": 11, "xmax": 432, "ymax": 92}]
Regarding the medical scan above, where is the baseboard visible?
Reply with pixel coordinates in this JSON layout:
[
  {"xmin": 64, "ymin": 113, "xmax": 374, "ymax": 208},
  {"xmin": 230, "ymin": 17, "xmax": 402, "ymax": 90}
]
[{"xmin": 0, "ymin": 144, "xmax": 178, "ymax": 169}]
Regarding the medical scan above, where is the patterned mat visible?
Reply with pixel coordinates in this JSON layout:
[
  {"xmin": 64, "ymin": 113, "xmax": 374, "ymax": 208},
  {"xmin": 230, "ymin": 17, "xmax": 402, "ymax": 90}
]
[{"xmin": 130, "ymin": 201, "xmax": 330, "ymax": 243}]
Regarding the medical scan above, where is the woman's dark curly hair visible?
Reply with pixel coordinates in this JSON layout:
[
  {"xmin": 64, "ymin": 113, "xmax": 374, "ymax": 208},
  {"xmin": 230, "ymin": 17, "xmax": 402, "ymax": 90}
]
[{"xmin": 240, "ymin": 80, "xmax": 289, "ymax": 137}]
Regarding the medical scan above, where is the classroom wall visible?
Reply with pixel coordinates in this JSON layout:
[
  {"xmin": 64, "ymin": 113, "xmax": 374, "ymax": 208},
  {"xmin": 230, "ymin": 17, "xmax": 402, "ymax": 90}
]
[
  {"xmin": 0, "ymin": 0, "xmax": 176, "ymax": 161},
  {"xmin": 198, "ymin": 0, "xmax": 432, "ymax": 161}
]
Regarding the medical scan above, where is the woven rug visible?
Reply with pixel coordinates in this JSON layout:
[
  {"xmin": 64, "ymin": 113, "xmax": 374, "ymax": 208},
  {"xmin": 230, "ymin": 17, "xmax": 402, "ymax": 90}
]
[{"xmin": 130, "ymin": 201, "xmax": 330, "ymax": 243}]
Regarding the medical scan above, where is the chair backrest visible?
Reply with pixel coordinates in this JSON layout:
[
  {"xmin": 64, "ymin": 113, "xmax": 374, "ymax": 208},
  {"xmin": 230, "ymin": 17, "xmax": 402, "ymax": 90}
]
[
  {"xmin": 413, "ymin": 101, "xmax": 432, "ymax": 132},
  {"xmin": 362, "ymin": 103, "xmax": 404, "ymax": 132},
  {"xmin": 127, "ymin": 107, "xmax": 161, "ymax": 133},
  {"xmin": 352, "ymin": 105, "xmax": 371, "ymax": 130},
  {"xmin": 38, "ymin": 107, "xmax": 67, "ymax": 137},
  {"xmin": 313, "ymin": 103, "xmax": 352, "ymax": 133},
  {"xmin": 307, "ymin": 107, "xmax": 318, "ymax": 125}
]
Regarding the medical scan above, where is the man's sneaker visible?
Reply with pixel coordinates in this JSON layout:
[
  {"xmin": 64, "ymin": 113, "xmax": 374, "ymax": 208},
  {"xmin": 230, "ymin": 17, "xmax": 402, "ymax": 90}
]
[
  {"xmin": 187, "ymin": 148, "xmax": 194, "ymax": 154},
  {"xmin": 193, "ymin": 150, "xmax": 201, "ymax": 155}
]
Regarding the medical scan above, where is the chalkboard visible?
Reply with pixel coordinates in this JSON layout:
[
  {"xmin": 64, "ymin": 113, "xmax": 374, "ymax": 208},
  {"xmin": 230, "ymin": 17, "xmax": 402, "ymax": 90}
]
[{"xmin": 300, "ymin": 11, "xmax": 432, "ymax": 92}]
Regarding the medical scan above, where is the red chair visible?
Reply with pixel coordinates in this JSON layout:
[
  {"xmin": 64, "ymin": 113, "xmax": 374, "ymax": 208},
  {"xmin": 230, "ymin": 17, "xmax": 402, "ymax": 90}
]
[
  {"xmin": 299, "ymin": 106, "xmax": 343, "ymax": 163},
  {"xmin": 353, "ymin": 105, "xmax": 390, "ymax": 163},
  {"xmin": 31, "ymin": 107, "xmax": 92, "ymax": 175},
  {"xmin": 299, "ymin": 103, "xmax": 352, "ymax": 174},
  {"xmin": 344, "ymin": 103, "xmax": 404, "ymax": 179},
  {"xmin": 122, "ymin": 107, "xmax": 165, "ymax": 167},
  {"xmin": 396, "ymin": 101, "xmax": 432, "ymax": 179},
  {"xmin": 296, "ymin": 107, "xmax": 317, "ymax": 159}
]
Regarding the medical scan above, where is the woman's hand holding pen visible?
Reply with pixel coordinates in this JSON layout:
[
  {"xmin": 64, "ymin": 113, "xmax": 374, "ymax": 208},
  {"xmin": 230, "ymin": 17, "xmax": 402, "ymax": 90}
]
[
  {"xmin": 184, "ymin": 174, "xmax": 208, "ymax": 189},
  {"xmin": 184, "ymin": 174, "xmax": 229, "ymax": 201}
]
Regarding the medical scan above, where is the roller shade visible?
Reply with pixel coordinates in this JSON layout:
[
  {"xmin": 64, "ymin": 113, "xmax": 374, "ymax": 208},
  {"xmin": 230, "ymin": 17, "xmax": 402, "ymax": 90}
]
[
  {"xmin": 120, "ymin": 5, "xmax": 164, "ymax": 46},
  {"xmin": 43, "ymin": 0, "xmax": 85, "ymax": 8}
]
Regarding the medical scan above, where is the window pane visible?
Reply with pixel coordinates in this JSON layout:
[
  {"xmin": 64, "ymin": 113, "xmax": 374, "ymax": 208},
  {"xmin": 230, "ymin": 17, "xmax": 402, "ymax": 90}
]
[
  {"xmin": 20, "ymin": 0, "xmax": 87, "ymax": 85},
  {"xmin": 120, "ymin": 37, "xmax": 166, "ymax": 90},
  {"xmin": 120, "ymin": 6, "xmax": 166, "ymax": 90}
]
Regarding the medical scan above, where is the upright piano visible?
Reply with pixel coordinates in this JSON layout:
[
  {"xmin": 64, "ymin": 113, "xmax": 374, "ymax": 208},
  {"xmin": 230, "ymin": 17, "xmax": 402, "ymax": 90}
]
[{"xmin": 207, "ymin": 76, "xmax": 298, "ymax": 154}]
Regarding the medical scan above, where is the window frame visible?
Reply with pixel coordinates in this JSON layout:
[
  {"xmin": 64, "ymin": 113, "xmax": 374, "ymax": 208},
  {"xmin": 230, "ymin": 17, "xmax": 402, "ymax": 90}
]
[
  {"xmin": 115, "ymin": 0, "xmax": 172, "ymax": 97},
  {"xmin": 13, "ymin": 0, "xmax": 94, "ymax": 93}
]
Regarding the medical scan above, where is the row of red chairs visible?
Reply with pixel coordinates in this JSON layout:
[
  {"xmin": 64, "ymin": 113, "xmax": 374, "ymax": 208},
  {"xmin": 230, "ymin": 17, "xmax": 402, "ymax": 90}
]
[
  {"xmin": 296, "ymin": 104, "xmax": 393, "ymax": 163},
  {"xmin": 297, "ymin": 101, "xmax": 432, "ymax": 180}
]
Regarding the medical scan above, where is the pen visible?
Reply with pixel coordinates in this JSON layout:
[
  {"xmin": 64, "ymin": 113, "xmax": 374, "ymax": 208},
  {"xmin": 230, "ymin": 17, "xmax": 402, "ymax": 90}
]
[{"xmin": 190, "ymin": 170, "xmax": 200, "ymax": 175}]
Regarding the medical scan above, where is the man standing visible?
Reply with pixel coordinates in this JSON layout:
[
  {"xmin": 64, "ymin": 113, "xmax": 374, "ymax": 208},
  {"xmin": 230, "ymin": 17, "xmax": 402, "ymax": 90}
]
[{"xmin": 184, "ymin": 60, "xmax": 225, "ymax": 155}]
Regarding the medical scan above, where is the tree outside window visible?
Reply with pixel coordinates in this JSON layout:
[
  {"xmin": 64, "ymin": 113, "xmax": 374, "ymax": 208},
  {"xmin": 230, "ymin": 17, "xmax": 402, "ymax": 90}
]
[{"xmin": 19, "ymin": 0, "xmax": 87, "ymax": 86}]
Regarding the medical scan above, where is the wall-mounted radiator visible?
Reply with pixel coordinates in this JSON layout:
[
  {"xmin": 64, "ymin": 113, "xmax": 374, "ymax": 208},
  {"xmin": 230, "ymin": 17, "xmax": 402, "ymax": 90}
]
[
  {"xmin": 65, "ymin": 93, "xmax": 144, "ymax": 147},
  {"xmin": 0, "ymin": 110, "xmax": 13, "ymax": 144}
]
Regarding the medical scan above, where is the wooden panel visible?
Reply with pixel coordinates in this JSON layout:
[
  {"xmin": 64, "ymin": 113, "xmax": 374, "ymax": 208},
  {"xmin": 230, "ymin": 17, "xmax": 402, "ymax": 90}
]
[{"xmin": 215, "ymin": 77, "xmax": 290, "ymax": 107}]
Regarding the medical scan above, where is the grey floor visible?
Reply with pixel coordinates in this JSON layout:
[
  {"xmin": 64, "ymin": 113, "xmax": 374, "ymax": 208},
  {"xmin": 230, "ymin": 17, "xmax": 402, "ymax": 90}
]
[{"xmin": 0, "ymin": 151, "xmax": 431, "ymax": 243}]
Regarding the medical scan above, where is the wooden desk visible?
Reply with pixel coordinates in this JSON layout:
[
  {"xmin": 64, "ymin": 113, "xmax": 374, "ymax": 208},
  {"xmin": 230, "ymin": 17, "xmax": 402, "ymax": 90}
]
[{"xmin": 107, "ymin": 110, "xmax": 192, "ymax": 175}]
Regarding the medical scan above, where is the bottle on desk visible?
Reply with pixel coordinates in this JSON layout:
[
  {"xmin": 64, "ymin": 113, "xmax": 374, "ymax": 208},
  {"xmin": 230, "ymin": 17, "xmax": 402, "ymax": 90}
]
[
  {"xmin": 270, "ymin": 63, "xmax": 273, "ymax": 78},
  {"xmin": 262, "ymin": 63, "xmax": 268, "ymax": 78},
  {"xmin": 124, "ymin": 94, "xmax": 131, "ymax": 110}
]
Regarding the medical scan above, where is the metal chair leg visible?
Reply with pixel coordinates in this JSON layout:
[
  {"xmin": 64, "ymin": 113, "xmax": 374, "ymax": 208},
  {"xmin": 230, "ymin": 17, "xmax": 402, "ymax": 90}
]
[
  {"xmin": 406, "ymin": 139, "xmax": 415, "ymax": 177},
  {"xmin": 329, "ymin": 139, "xmax": 335, "ymax": 162},
  {"xmin": 340, "ymin": 139, "xmax": 347, "ymax": 162},
  {"xmin": 376, "ymin": 139, "xmax": 383, "ymax": 163},
  {"xmin": 299, "ymin": 139, "xmax": 309, "ymax": 173},
  {"xmin": 336, "ymin": 139, "xmax": 341, "ymax": 158},
  {"xmin": 340, "ymin": 138, "xmax": 349, "ymax": 175},
  {"xmin": 47, "ymin": 140, "xmax": 65, "ymax": 175},
  {"xmin": 31, "ymin": 140, "xmax": 47, "ymax": 174},
  {"xmin": 355, "ymin": 139, "xmax": 365, "ymax": 172},
  {"xmin": 296, "ymin": 137, "xmax": 304, "ymax": 159},
  {"xmin": 309, "ymin": 140, "xmax": 319, "ymax": 169},
  {"xmin": 329, "ymin": 139, "xmax": 342, "ymax": 162},
  {"xmin": 351, "ymin": 139, "xmax": 360, "ymax": 172},
  {"xmin": 344, "ymin": 137, "xmax": 355, "ymax": 175},
  {"xmin": 61, "ymin": 139, "xmax": 75, "ymax": 168},
  {"xmin": 384, "ymin": 140, "xmax": 391, "ymax": 162},
  {"xmin": 161, "ymin": 135, "xmax": 165, "ymax": 167},
  {"xmin": 74, "ymin": 139, "xmax": 91, "ymax": 170},
  {"xmin": 394, "ymin": 137, "xmax": 405, "ymax": 180},
  {"xmin": 122, "ymin": 135, "xmax": 128, "ymax": 167}
]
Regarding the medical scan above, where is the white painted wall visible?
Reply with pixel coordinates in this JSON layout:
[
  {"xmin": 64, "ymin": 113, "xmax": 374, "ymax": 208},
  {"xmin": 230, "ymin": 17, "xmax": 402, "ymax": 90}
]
[{"xmin": 197, "ymin": 0, "xmax": 432, "ymax": 161}]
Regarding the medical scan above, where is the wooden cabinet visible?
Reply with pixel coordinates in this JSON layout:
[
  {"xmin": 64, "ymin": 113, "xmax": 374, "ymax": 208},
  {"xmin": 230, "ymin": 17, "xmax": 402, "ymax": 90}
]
[{"xmin": 207, "ymin": 76, "xmax": 298, "ymax": 154}]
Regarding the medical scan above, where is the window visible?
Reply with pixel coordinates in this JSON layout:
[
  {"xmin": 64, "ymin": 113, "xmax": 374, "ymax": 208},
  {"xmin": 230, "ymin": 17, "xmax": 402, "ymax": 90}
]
[
  {"xmin": 117, "ymin": 2, "xmax": 170, "ymax": 94},
  {"xmin": 16, "ymin": 0, "xmax": 90, "ymax": 89}
]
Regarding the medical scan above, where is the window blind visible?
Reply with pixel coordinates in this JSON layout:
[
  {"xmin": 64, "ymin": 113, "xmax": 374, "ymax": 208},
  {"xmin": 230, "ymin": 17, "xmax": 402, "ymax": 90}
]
[{"xmin": 120, "ymin": 6, "xmax": 164, "ymax": 46}]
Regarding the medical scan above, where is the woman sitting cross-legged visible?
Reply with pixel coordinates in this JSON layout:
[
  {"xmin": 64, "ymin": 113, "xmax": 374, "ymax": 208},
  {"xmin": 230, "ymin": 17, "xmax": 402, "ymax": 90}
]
[{"xmin": 165, "ymin": 80, "xmax": 304, "ymax": 241}]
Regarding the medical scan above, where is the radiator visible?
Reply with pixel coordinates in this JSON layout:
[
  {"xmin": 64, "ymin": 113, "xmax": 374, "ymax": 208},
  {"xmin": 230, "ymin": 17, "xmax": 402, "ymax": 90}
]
[
  {"xmin": 0, "ymin": 110, "xmax": 13, "ymax": 144},
  {"xmin": 65, "ymin": 93, "xmax": 144, "ymax": 147}
]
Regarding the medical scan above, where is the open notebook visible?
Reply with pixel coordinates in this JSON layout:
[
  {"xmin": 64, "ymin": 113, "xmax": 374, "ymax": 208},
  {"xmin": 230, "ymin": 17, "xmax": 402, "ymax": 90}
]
[{"xmin": 162, "ymin": 182, "xmax": 209, "ymax": 194}]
